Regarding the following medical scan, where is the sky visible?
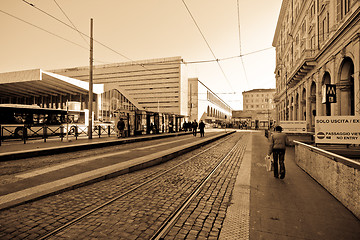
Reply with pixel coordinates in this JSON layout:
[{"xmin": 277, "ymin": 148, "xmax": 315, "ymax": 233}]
[{"xmin": 0, "ymin": 0, "xmax": 282, "ymax": 110}]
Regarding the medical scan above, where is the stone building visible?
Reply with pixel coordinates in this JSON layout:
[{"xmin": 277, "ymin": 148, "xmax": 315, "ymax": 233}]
[
  {"xmin": 273, "ymin": 0, "xmax": 360, "ymax": 131},
  {"xmin": 188, "ymin": 78, "xmax": 232, "ymax": 126},
  {"xmin": 237, "ymin": 89, "xmax": 276, "ymax": 129}
]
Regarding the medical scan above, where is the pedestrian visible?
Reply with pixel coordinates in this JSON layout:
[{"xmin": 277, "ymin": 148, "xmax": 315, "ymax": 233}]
[
  {"xmin": 169, "ymin": 121, "xmax": 173, "ymax": 133},
  {"xmin": 199, "ymin": 120, "xmax": 205, "ymax": 137},
  {"xmin": 183, "ymin": 121, "xmax": 187, "ymax": 132},
  {"xmin": 117, "ymin": 118, "xmax": 125, "ymax": 138},
  {"xmin": 267, "ymin": 125, "xmax": 289, "ymax": 179},
  {"xmin": 150, "ymin": 122, "xmax": 154, "ymax": 134},
  {"xmin": 192, "ymin": 120, "xmax": 198, "ymax": 136}
]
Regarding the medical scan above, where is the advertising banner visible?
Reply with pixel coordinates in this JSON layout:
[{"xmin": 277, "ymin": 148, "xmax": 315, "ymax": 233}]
[
  {"xmin": 279, "ymin": 121, "xmax": 307, "ymax": 133},
  {"xmin": 315, "ymin": 116, "xmax": 360, "ymax": 144}
]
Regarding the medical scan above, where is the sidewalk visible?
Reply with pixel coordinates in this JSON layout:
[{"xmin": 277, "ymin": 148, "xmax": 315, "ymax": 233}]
[{"xmin": 222, "ymin": 131, "xmax": 360, "ymax": 240}]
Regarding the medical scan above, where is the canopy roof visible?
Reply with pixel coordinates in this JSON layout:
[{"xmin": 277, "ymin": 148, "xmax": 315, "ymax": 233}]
[{"xmin": 0, "ymin": 69, "xmax": 103, "ymax": 98}]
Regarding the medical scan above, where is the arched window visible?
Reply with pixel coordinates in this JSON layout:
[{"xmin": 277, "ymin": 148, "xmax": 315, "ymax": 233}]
[{"xmin": 339, "ymin": 57, "xmax": 354, "ymax": 115}]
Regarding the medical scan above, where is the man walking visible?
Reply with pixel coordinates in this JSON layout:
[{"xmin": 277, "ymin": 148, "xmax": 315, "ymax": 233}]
[
  {"xmin": 268, "ymin": 125, "xmax": 288, "ymax": 179},
  {"xmin": 199, "ymin": 120, "xmax": 205, "ymax": 137},
  {"xmin": 192, "ymin": 120, "xmax": 198, "ymax": 136},
  {"xmin": 117, "ymin": 118, "xmax": 125, "ymax": 138}
]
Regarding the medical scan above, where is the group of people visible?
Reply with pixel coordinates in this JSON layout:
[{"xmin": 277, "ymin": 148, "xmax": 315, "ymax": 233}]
[
  {"xmin": 183, "ymin": 120, "xmax": 205, "ymax": 137},
  {"xmin": 117, "ymin": 117, "xmax": 207, "ymax": 138}
]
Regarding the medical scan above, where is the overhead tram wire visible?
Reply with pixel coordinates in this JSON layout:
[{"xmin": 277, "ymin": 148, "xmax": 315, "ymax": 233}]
[
  {"xmin": 237, "ymin": 0, "xmax": 249, "ymax": 90},
  {"xmin": 22, "ymin": 0, "xmax": 156, "ymax": 69},
  {"xmin": 53, "ymin": 0, "xmax": 88, "ymax": 46},
  {"xmin": 0, "ymin": 9, "xmax": 108, "ymax": 65},
  {"xmin": 19, "ymin": 0, "xmax": 278, "ymax": 75},
  {"xmin": 0, "ymin": 9, "xmax": 87, "ymax": 51},
  {"xmin": 21, "ymin": 0, "xmax": 276, "ymax": 67},
  {"xmin": 22, "ymin": 0, "xmax": 132, "ymax": 62},
  {"xmin": 0, "ymin": 8, "xmax": 275, "ymax": 73},
  {"xmin": 181, "ymin": 0, "xmax": 235, "ymax": 92},
  {"xmin": 19, "ymin": 0, "xmax": 335, "ymax": 67},
  {"xmin": 52, "ymin": 0, "xmax": 111, "ymax": 64}
]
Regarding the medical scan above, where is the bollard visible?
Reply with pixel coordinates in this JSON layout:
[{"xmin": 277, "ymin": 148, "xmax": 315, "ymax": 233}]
[
  {"xmin": 75, "ymin": 126, "xmax": 78, "ymax": 140},
  {"xmin": 23, "ymin": 126, "xmax": 27, "ymax": 144},
  {"xmin": 98, "ymin": 125, "xmax": 101, "ymax": 138},
  {"xmin": 108, "ymin": 125, "xmax": 111, "ymax": 137},
  {"xmin": 43, "ymin": 125, "xmax": 47, "ymax": 142},
  {"xmin": 60, "ymin": 125, "xmax": 64, "ymax": 141}
]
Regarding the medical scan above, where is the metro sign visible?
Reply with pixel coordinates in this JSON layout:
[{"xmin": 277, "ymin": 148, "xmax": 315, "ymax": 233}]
[{"xmin": 322, "ymin": 84, "xmax": 336, "ymax": 103}]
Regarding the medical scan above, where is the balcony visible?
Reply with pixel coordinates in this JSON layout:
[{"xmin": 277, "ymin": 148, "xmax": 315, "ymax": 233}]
[{"xmin": 287, "ymin": 49, "xmax": 317, "ymax": 87}]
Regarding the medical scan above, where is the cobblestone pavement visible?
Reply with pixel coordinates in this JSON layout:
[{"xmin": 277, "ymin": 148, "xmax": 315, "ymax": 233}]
[
  {"xmin": 0, "ymin": 132, "xmax": 249, "ymax": 239},
  {"xmin": 164, "ymin": 133, "xmax": 249, "ymax": 240}
]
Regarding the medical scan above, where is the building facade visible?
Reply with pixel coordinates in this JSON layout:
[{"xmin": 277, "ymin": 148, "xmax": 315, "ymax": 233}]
[
  {"xmin": 273, "ymin": 0, "xmax": 360, "ymax": 131},
  {"xmin": 51, "ymin": 56, "xmax": 189, "ymax": 133},
  {"xmin": 188, "ymin": 78, "xmax": 232, "ymax": 126},
  {"xmin": 51, "ymin": 56, "xmax": 188, "ymax": 116},
  {"xmin": 243, "ymin": 89, "xmax": 276, "ymax": 112},
  {"xmin": 236, "ymin": 89, "xmax": 276, "ymax": 129}
]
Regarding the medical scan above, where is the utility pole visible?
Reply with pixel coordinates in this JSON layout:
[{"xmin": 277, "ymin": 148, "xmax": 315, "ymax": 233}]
[
  {"xmin": 285, "ymin": 72, "xmax": 288, "ymax": 121},
  {"xmin": 88, "ymin": 18, "xmax": 93, "ymax": 139}
]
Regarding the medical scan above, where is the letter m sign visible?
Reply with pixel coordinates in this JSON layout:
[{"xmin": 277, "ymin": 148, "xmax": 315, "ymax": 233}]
[{"xmin": 326, "ymin": 84, "xmax": 336, "ymax": 103}]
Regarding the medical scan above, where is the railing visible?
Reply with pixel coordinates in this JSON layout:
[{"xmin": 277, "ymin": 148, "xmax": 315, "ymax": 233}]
[{"xmin": 0, "ymin": 124, "xmax": 117, "ymax": 145}]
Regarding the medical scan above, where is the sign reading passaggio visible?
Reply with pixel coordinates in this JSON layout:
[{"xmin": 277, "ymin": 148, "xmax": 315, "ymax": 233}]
[{"xmin": 315, "ymin": 116, "xmax": 360, "ymax": 144}]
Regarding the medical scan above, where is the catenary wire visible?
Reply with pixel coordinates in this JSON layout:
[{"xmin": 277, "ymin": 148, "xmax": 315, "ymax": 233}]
[
  {"xmin": 52, "ymin": 0, "xmax": 111, "ymax": 64},
  {"xmin": 181, "ymin": 0, "xmax": 235, "ymax": 92},
  {"xmin": 237, "ymin": 0, "xmax": 249, "ymax": 90},
  {"xmin": 21, "ymin": 0, "xmax": 134, "ymax": 62},
  {"xmin": 53, "ymin": 0, "xmax": 88, "ymax": 46},
  {"xmin": 20, "ymin": 0, "xmax": 276, "ymax": 67},
  {"xmin": 0, "ymin": 9, "xmax": 88, "ymax": 51},
  {"xmin": 19, "ymin": 0, "xmax": 340, "ymax": 67}
]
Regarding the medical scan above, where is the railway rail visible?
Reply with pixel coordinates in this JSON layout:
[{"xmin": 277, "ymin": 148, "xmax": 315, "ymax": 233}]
[{"xmin": 0, "ymin": 132, "xmax": 249, "ymax": 239}]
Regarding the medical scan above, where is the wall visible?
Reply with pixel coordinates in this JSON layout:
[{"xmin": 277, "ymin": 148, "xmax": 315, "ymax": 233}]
[{"xmin": 294, "ymin": 141, "xmax": 360, "ymax": 219}]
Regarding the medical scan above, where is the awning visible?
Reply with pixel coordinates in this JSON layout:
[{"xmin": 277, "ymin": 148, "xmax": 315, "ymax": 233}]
[{"xmin": 0, "ymin": 69, "xmax": 103, "ymax": 99}]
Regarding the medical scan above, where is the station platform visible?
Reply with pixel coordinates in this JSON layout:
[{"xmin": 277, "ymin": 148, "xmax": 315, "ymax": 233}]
[
  {"xmin": 0, "ymin": 130, "xmax": 359, "ymax": 239},
  {"xmin": 0, "ymin": 130, "xmax": 231, "ymax": 210},
  {"xmin": 220, "ymin": 131, "xmax": 360, "ymax": 240}
]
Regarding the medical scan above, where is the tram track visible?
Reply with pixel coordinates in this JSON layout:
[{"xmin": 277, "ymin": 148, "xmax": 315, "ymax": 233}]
[
  {"xmin": 38, "ymin": 133, "xmax": 248, "ymax": 239},
  {"xmin": 150, "ymin": 134, "xmax": 244, "ymax": 240},
  {"xmin": 0, "ymin": 132, "xmax": 249, "ymax": 240},
  {"xmin": 37, "ymin": 133, "xmax": 243, "ymax": 239}
]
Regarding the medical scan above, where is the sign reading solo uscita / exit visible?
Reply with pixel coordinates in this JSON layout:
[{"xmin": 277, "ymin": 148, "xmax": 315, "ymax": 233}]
[{"xmin": 315, "ymin": 116, "xmax": 360, "ymax": 144}]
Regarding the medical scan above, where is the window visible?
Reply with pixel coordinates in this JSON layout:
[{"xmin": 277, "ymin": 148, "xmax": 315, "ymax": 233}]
[
  {"xmin": 320, "ymin": 13, "xmax": 329, "ymax": 43},
  {"xmin": 310, "ymin": 3, "xmax": 315, "ymax": 18},
  {"xmin": 337, "ymin": 0, "xmax": 351, "ymax": 21},
  {"xmin": 301, "ymin": 21, "xmax": 306, "ymax": 34}
]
